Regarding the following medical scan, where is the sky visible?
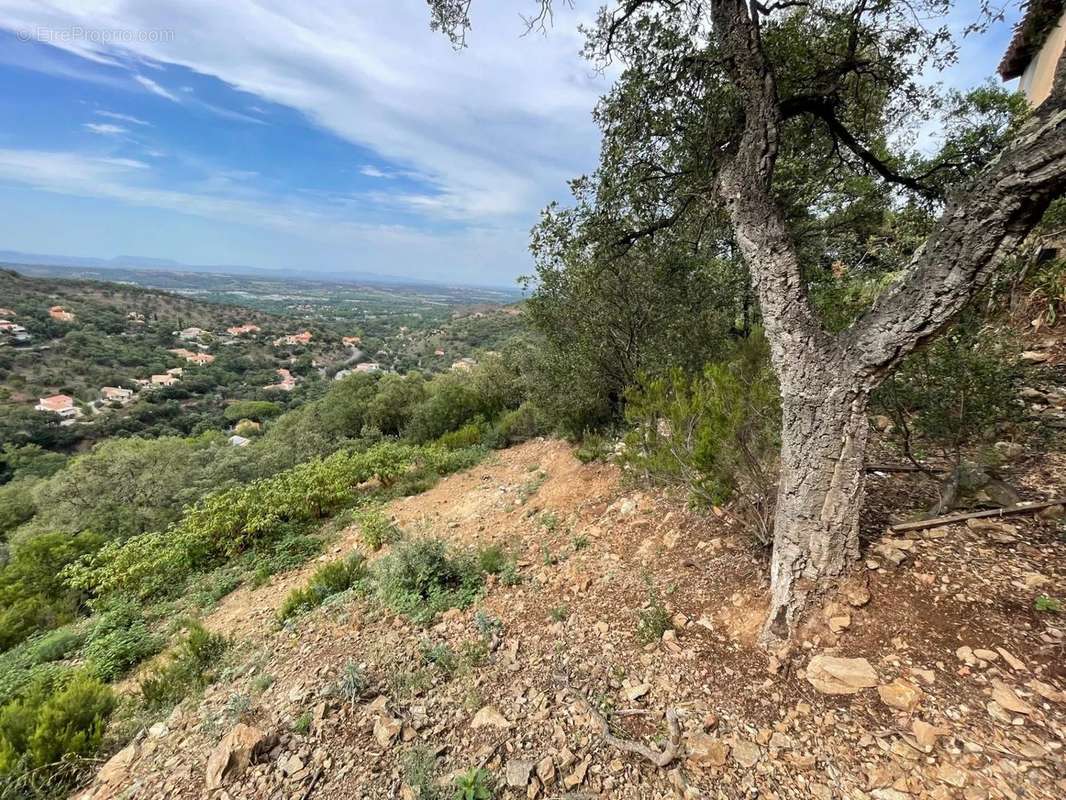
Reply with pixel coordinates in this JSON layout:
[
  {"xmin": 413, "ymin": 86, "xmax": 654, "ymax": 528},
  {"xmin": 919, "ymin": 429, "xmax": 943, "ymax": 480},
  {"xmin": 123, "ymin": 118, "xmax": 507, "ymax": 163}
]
[{"xmin": 0, "ymin": 1, "xmax": 1023, "ymax": 288}]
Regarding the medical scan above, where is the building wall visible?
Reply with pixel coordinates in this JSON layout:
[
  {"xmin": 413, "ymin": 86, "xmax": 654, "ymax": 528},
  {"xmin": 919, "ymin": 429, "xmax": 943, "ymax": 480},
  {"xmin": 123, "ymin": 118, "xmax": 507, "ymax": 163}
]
[{"xmin": 1020, "ymin": 10, "xmax": 1066, "ymax": 105}]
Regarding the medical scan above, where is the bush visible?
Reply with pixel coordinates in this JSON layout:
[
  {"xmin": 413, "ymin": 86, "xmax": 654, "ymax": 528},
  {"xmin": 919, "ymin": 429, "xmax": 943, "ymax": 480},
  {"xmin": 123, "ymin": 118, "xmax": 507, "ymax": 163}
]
[
  {"xmin": 0, "ymin": 532, "xmax": 104, "ymax": 652},
  {"xmin": 355, "ymin": 507, "xmax": 401, "ymax": 551},
  {"xmin": 84, "ymin": 600, "xmax": 162, "ymax": 681},
  {"xmin": 278, "ymin": 553, "xmax": 368, "ymax": 621},
  {"xmin": 476, "ymin": 544, "xmax": 512, "ymax": 576},
  {"xmin": 0, "ymin": 670, "xmax": 116, "ymax": 782},
  {"xmin": 139, "ymin": 623, "xmax": 229, "ymax": 709},
  {"xmin": 436, "ymin": 421, "xmax": 486, "ymax": 450},
  {"xmin": 453, "ymin": 767, "xmax": 495, "ymax": 800},
  {"xmin": 492, "ymin": 402, "xmax": 550, "ymax": 446},
  {"xmin": 222, "ymin": 400, "xmax": 283, "ymax": 423},
  {"xmin": 0, "ymin": 626, "xmax": 87, "ymax": 708},
  {"xmin": 622, "ymin": 332, "xmax": 780, "ymax": 544},
  {"xmin": 374, "ymin": 540, "xmax": 483, "ymax": 624},
  {"xmin": 875, "ymin": 320, "xmax": 1021, "ymax": 465}
]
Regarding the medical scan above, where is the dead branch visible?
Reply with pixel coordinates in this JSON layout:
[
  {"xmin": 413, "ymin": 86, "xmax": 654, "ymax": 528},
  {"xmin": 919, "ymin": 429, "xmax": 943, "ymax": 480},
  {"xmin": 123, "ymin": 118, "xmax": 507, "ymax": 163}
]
[
  {"xmin": 581, "ymin": 699, "xmax": 681, "ymax": 768},
  {"xmin": 888, "ymin": 499, "xmax": 1066, "ymax": 534}
]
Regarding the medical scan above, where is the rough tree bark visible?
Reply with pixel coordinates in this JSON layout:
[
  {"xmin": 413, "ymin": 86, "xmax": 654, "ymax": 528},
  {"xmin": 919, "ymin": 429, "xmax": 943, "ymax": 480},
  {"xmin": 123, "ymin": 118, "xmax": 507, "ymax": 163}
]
[{"xmin": 708, "ymin": 0, "xmax": 1066, "ymax": 639}]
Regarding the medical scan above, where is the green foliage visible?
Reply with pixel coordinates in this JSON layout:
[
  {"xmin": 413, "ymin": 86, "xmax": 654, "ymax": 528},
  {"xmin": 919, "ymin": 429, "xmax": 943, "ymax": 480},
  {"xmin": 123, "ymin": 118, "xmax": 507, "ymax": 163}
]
[
  {"xmin": 623, "ymin": 332, "xmax": 780, "ymax": 544},
  {"xmin": 475, "ymin": 544, "xmax": 511, "ymax": 576},
  {"xmin": 222, "ymin": 400, "xmax": 283, "ymax": 423},
  {"xmin": 453, "ymin": 767, "xmax": 494, "ymax": 800},
  {"xmin": 373, "ymin": 539, "xmax": 484, "ymax": 624},
  {"xmin": 403, "ymin": 745, "xmax": 442, "ymax": 800},
  {"xmin": 84, "ymin": 599, "xmax": 162, "ymax": 681},
  {"xmin": 0, "ymin": 626, "xmax": 87, "ymax": 708},
  {"xmin": 356, "ymin": 507, "xmax": 401, "ymax": 551},
  {"xmin": 0, "ymin": 532, "xmax": 104, "ymax": 652},
  {"xmin": 336, "ymin": 661, "xmax": 369, "ymax": 704},
  {"xmin": 492, "ymin": 402, "xmax": 550, "ymax": 446},
  {"xmin": 139, "ymin": 623, "xmax": 230, "ymax": 710},
  {"xmin": 0, "ymin": 479, "xmax": 37, "ymax": 542},
  {"xmin": 1035, "ymin": 595, "xmax": 1062, "ymax": 614},
  {"xmin": 0, "ymin": 670, "xmax": 116, "ymax": 783},
  {"xmin": 636, "ymin": 579, "xmax": 671, "ymax": 645},
  {"xmin": 293, "ymin": 711, "xmax": 312, "ymax": 735},
  {"xmin": 436, "ymin": 421, "xmax": 486, "ymax": 450},
  {"xmin": 278, "ymin": 553, "xmax": 368, "ymax": 621},
  {"xmin": 875, "ymin": 320, "xmax": 1021, "ymax": 465}
]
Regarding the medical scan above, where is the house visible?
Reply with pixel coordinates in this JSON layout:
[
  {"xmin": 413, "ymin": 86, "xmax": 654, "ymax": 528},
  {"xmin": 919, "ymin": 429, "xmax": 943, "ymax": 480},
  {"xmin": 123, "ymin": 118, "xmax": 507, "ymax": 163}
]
[
  {"xmin": 264, "ymin": 368, "xmax": 296, "ymax": 391},
  {"xmin": 100, "ymin": 386, "xmax": 134, "ymax": 403},
  {"xmin": 226, "ymin": 323, "xmax": 261, "ymax": 336},
  {"xmin": 434, "ymin": 348, "xmax": 446, "ymax": 357},
  {"xmin": 150, "ymin": 374, "xmax": 179, "ymax": 387},
  {"xmin": 0, "ymin": 308, "xmax": 14, "ymax": 317},
  {"xmin": 228, "ymin": 435, "xmax": 251, "ymax": 448},
  {"xmin": 127, "ymin": 312, "xmax": 146, "ymax": 324},
  {"xmin": 999, "ymin": 0, "xmax": 1066, "ymax": 106},
  {"xmin": 166, "ymin": 367, "xmax": 184, "ymax": 377},
  {"xmin": 342, "ymin": 336, "xmax": 362, "ymax": 347},
  {"xmin": 451, "ymin": 357, "xmax": 477, "ymax": 372},
  {"xmin": 35, "ymin": 394, "xmax": 81, "ymax": 418},
  {"xmin": 49, "ymin": 306, "xmax": 75, "ymax": 322},
  {"xmin": 187, "ymin": 352, "xmax": 215, "ymax": 366},
  {"xmin": 177, "ymin": 326, "xmax": 206, "ymax": 341},
  {"xmin": 354, "ymin": 362, "xmax": 380, "ymax": 373},
  {"xmin": 273, "ymin": 331, "xmax": 313, "ymax": 347}
]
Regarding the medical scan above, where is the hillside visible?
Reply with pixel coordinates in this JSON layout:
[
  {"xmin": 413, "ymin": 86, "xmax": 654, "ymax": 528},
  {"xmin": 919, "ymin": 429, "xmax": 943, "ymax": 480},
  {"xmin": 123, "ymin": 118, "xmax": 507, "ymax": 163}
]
[{"xmin": 71, "ymin": 434, "xmax": 1066, "ymax": 800}]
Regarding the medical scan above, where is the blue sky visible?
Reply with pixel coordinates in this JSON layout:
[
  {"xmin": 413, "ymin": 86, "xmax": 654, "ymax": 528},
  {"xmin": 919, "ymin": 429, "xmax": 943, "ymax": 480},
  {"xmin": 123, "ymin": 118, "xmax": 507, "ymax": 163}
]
[{"xmin": 0, "ymin": 2, "xmax": 1022, "ymax": 287}]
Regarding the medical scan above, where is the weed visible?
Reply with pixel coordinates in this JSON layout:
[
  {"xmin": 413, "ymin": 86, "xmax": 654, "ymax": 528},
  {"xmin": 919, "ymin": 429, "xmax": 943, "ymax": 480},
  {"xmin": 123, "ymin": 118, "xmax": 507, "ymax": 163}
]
[
  {"xmin": 453, "ymin": 767, "xmax": 495, "ymax": 800},
  {"xmin": 403, "ymin": 745, "xmax": 441, "ymax": 800},
  {"xmin": 473, "ymin": 612, "xmax": 502, "ymax": 642},
  {"xmin": 572, "ymin": 534, "xmax": 589, "ymax": 550},
  {"xmin": 293, "ymin": 710, "xmax": 312, "ymax": 735},
  {"xmin": 374, "ymin": 539, "xmax": 483, "ymax": 624},
  {"xmin": 540, "ymin": 511, "xmax": 559, "ymax": 532},
  {"xmin": 226, "ymin": 691, "xmax": 252, "ymax": 720},
  {"xmin": 252, "ymin": 673, "xmax": 274, "ymax": 693},
  {"xmin": 636, "ymin": 579, "xmax": 671, "ymax": 644},
  {"xmin": 548, "ymin": 605, "xmax": 569, "ymax": 623},
  {"xmin": 140, "ymin": 623, "xmax": 230, "ymax": 710},
  {"xmin": 357, "ymin": 507, "xmax": 402, "ymax": 551},
  {"xmin": 336, "ymin": 660, "xmax": 370, "ymax": 703},
  {"xmin": 388, "ymin": 666, "xmax": 433, "ymax": 701},
  {"xmin": 278, "ymin": 553, "xmax": 368, "ymax": 621},
  {"xmin": 476, "ymin": 544, "xmax": 511, "ymax": 576},
  {"xmin": 517, "ymin": 472, "xmax": 547, "ymax": 504},
  {"xmin": 1035, "ymin": 594, "xmax": 1062, "ymax": 613}
]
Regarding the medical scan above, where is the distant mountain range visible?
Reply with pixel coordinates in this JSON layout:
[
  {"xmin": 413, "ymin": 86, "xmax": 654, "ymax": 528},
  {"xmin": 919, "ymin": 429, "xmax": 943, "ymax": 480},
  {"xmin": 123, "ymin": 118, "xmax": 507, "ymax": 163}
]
[{"xmin": 0, "ymin": 249, "xmax": 521, "ymax": 293}]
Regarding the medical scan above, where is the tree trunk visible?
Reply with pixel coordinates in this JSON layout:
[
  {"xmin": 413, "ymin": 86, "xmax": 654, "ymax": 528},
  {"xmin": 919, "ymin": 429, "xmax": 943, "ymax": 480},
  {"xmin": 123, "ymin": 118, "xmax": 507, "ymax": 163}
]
[{"xmin": 764, "ymin": 372, "xmax": 869, "ymax": 638}]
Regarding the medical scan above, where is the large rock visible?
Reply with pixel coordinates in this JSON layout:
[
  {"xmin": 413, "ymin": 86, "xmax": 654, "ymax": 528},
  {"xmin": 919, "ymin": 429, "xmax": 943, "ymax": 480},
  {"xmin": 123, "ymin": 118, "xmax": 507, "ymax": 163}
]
[
  {"xmin": 685, "ymin": 733, "xmax": 729, "ymax": 768},
  {"xmin": 471, "ymin": 705, "xmax": 511, "ymax": 729},
  {"xmin": 205, "ymin": 723, "xmax": 268, "ymax": 790},
  {"xmin": 505, "ymin": 759, "xmax": 534, "ymax": 788},
  {"xmin": 806, "ymin": 655, "xmax": 878, "ymax": 695}
]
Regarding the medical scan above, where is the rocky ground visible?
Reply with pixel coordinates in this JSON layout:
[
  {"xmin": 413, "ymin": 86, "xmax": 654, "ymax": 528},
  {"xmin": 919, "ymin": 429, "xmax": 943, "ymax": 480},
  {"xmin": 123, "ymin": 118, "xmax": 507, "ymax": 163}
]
[{"xmin": 74, "ymin": 342, "xmax": 1066, "ymax": 800}]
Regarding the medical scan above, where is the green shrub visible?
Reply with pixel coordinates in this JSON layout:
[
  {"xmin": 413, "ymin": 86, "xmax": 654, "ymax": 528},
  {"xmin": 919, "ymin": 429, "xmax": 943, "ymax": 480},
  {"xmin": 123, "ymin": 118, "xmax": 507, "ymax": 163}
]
[
  {"xmin": 278, "ymin": 553, "xmax": 368, "ymax": 621},
  {"xmin": 84, "ymin": 600, "xmax": 162, "ymax": 681},
  {"xmin": 453, "ymin": 767, "xmax": 495, "ymax": 800},
  {"xmin": 0, "ymin": 532, "xmax": 104, "ymax": 652},
  {"xmin": 0, "ymin": 670, "xmax": 116, "ymax": 780},
  {"xmin": 476, "ymin": 544, "xmax": 511, "ymax": 576},
  {"xmin": 1035, "ymin": 594, "xmax": 1062, "ymax": 614},
  {"xmin": 492, "ymin": 402, "xmax": 550, "ymax": 446},
  {"xmin": 356, "ymin": 507, "xmax": 401, "ymax": 551},
  {"xmin": 0, "ymin": 626, "xmax": 87, "ymax": 708},
  {"xmin": 374, "ymin": 540, "xmax": 483, "ymax": 624},
  {"xmin": 139, "ymin": 623, "xmax": 229, "ymax": 709},
  {"xmin": 436, "ymin": 422, "xmax": 486, "ymax": 450},
  {"xmin": 635, "ymin": 579, "xmax": 671, "ymax": 645},
  {"xmin": 622, "ymin": 332, "xmax": 779, "ymax": 545},
  {"xmin": 336, "ymin": 661, "xmax": 369, "ymax": 704}
]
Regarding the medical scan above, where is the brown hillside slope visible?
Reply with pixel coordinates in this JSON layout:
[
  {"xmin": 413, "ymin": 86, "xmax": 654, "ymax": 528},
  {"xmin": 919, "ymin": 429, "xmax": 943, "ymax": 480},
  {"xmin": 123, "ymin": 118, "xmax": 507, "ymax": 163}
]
[{"xmin": 77, "ymin": 439, "xmax": 1066, "ymax": 800}]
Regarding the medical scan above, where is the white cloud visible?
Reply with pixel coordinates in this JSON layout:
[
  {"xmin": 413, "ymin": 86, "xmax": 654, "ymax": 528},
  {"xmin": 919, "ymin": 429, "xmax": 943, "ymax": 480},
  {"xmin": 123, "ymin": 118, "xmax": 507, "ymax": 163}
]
[
  {"xmin": 134, "ymin": 73, "xmax": 179, "ymax": 101},
  {"xmin": 359, "ymin": 165, "xmax": 391, "ymax": 179},
  {"xmin": 83, "ymin": 122, "xmax": 127, "ymax": 135},
  {"xmin": 0, "ymin": 1, "xmax": 606, "ymax": 225},
  {"xmin": 96, "ymin": 109, "xmax": 151, "ymax": 126}
]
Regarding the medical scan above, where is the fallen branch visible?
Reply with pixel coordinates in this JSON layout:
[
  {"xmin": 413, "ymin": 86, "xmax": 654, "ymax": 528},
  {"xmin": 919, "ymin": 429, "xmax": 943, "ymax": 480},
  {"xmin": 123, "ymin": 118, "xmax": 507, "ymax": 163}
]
[
  {"xmin": 581, "ymin": 700, "xmax": 681, "ymax": 768},
  {"xmin": 864, "ymin": 463, "xmax": 949, "ymax": 474},
  {"xmin": 888, "ymin": 499, "xmax": 1066, "ymax": 534}
]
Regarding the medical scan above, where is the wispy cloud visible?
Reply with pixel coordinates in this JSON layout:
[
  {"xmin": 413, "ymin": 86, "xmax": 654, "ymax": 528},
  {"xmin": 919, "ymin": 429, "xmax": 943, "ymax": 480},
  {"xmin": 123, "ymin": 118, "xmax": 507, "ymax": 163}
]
[
  {"xmin": 134, "ymin": 74, "xmax": 178, "ymax": 102},
  {"xmin": 95, "ymin": 109, "xmax": 150, "ymax": 126},
  {"xmin": 83, "ymin": 122, "xmax": 127, "ymax": 135}
]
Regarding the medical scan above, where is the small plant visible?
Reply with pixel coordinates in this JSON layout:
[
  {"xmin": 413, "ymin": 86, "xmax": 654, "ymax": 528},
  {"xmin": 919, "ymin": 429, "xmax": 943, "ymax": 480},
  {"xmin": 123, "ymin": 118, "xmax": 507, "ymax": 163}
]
[
  {"xmin": 476, "ymin": 544, "xmax": 511, "ymax": 576},
  {"xmin": 252, "ymin": 673, "xmax": 274, "ymax": 693},
  {"xmin": 636, "ymin": 579, "xmax": 671, "ymax": 644},
  {"xmin": 422, "ymin": 641, "xmax": 460, "ymax": 676},
  {"xmin": 540, "ymin": 511, "xmax": 559, "ymax": 532},
  {"xmin": 336, "ymin": 660, "xmax": 369, "ymax": 703},
  {"xmin": 278, "ymin": 552, "xmax": 368, "ymax": 621},
  {"xmin": 499, "ymin": 561, "xmax": 521, "ymax": 586},
  {"xmin": 453, "ymin": 767, "xmax": 494, "ymax": 800},
  {"xmin": 140, "ymin": 623, "xmax": 230, "ymax": 710},
  {"xmin": 473, "ymin": 611, "xmax": 502, "ymax": 643},
  {"xmin": 517, "ymin": 472, "xmax": 547, "ymax": 504},
  {"xmin": 548, "ymin": 605, "xmax": 569, "ymax": 623},
  {"xmin": 388, "ymin": 666, "xmax": 433, "ymax": 701},
  {"xmin": 226, "ymin": 691, "xmax": 252, "ymax": 720},
  {"xmin": 357, "ymin": 507, "xmax": 402, "ymax": 551},
  {"xmin": 293, "ymin": 710, "xmax": 312, "ymax": 735},
  {"xmin": 572, "ymin": 534, "xmax": 589, "ymax": 550},
  {"xmin": 404, "ymin": 745, "xmax": 441, "ymax": 800},
  {"xmin": 84, "ymin": 599, "xmax": 163, "ymax": 681},
  {"xmin": 1035, "ymin": 594, "xmax": 1062, "ymax": 614},
  {"xmin": 373, "ymin": 539, "xmax": 484, "ymax": 624}
]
